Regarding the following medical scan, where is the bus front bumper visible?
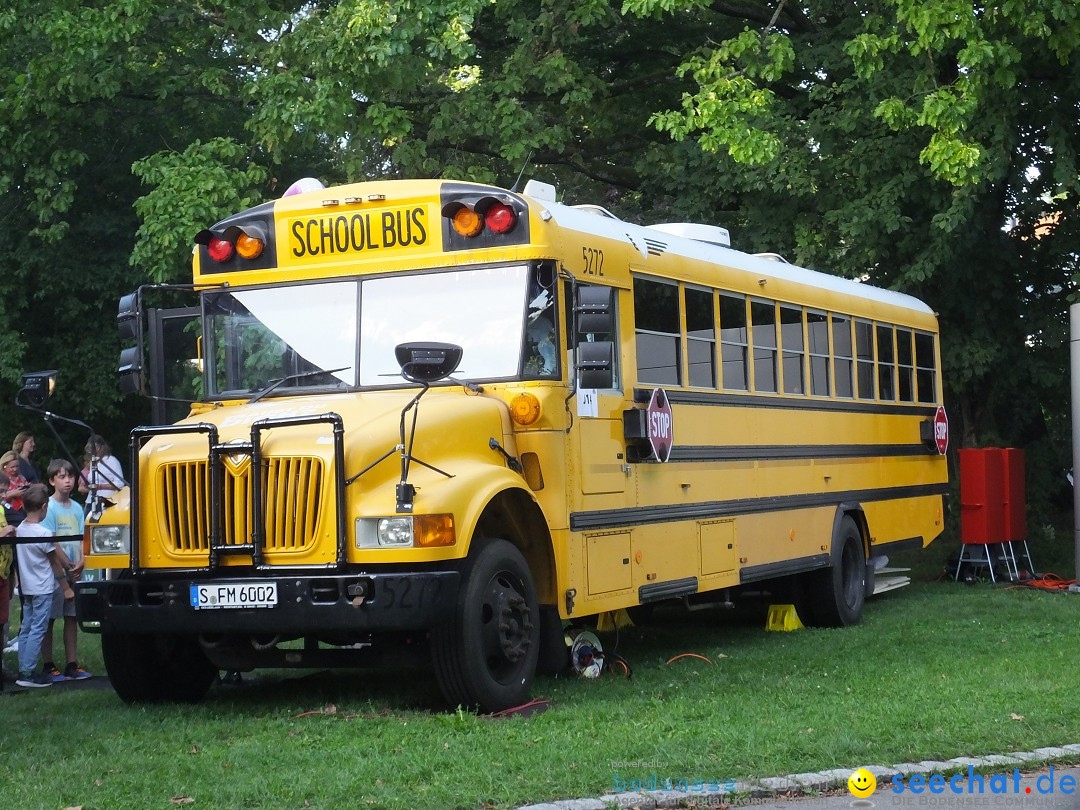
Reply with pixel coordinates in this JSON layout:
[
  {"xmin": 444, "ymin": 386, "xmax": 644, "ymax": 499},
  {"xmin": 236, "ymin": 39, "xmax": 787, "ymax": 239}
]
[{"xmin": 74, "ymin": 571, "xmax": 460, "ymax": 635}]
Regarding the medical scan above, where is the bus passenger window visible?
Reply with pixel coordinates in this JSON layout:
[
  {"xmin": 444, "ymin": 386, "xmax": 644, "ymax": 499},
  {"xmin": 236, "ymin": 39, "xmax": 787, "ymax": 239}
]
[
  {"xmin": 807, "ymin": 310, "xmax": 830, "ymax": 396},
  {"xmin": 855, "ymin": 319, "xmax": 875, "ymax": 399},
  {"xmin": 686, "ymin": 286, "xmax": 716, "ymax": 388},
  {"xmin": 877, "ymin": 324, "xmax": 896, "ymax": 401},
  {"xmin": 719, "ymin": 294, "xmax": 748, "ymax": 390},
  {"xmin": 832, "ymin": 315, "xmax": 853, "ymax": 398},
  {"xmin": 751, "ymin": 300, "xmax": 777, "ymax": 393},
  {"xmin": 915, "ymin": 332, "xmax": 937, "ymax": 403},
  {"xmin": 780, "ymin": 305, "xmax": 805, "ymax": 395},
  {"xmin": 897, "ymin": 328, "xmax": 914, "ymax": 402},
  {"xmin": 634, "ymin": 277, "xmax": 681, "ymax": 385}
]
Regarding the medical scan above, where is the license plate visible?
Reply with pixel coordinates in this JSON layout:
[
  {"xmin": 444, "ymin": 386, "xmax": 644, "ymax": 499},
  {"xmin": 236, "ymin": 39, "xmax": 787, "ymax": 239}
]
[{"xmin": 190, "ymin": 582, "xmax": 278, "ymax": 610}]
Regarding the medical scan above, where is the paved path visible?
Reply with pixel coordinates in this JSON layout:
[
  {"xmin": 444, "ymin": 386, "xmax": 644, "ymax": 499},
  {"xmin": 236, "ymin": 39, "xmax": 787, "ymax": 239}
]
[
  {"xmin": 745, "ymin": 766, "xmax": 1080, "ymax": 810},
  {"xmin": 517, "ymin": 747, "xmax": 1080, "ymax": 810}
]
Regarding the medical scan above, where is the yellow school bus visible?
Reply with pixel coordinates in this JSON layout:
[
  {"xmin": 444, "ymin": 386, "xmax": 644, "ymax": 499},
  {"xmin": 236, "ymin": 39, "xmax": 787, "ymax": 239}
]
[{"xmin": 76, "ymin": 177, "xmax": 948, "ymax": 712}]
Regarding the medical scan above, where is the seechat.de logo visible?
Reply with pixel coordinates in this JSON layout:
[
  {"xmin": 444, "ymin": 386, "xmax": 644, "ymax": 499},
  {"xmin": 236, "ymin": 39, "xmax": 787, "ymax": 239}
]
[{"xmin": 848, "ymin": 768, "xmax": 877, "ymax": 798}]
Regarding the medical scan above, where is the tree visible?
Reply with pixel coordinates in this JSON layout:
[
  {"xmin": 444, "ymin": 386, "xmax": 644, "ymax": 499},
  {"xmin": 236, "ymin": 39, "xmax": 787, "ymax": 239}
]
[
  {"xmin": 625, "ymin": 0, "xmax": 1080, "ymax": 514},
  {"xmin": 0, "ymin": 1, "xmax": 315, "ymax": 455},
  {"xmin": 3, "ymin": 1, "xmax": 1077, "ymax": 520}
]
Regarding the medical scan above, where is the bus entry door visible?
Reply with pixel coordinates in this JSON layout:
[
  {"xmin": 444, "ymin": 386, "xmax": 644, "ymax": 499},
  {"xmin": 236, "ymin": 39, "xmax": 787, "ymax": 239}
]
[{"xmin": 576, "ymin": 388, "xmax": 627, "ymax": 495}]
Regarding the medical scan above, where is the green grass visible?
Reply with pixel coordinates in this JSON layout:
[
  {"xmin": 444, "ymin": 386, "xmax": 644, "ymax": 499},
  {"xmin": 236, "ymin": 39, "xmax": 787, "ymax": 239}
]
[{"xmin": 3, "ymin": 550, "xmax": 1079, "ymax": 810}]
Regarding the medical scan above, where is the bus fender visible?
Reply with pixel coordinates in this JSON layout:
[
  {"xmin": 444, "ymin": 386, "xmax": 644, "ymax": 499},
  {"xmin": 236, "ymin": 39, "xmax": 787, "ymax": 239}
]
[
  {"xmin": 435, "ymin": 462, "xmax": 546, "ymax": 551},
  {"xmin": 433, "ymin": 461, "xmax": 557, "ymax": 605}
]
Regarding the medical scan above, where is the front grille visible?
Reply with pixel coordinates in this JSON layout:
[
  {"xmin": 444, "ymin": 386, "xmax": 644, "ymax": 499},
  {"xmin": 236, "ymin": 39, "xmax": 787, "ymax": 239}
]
[{"xmin": 160, "ymin": 457, "xmax": 324, "ymax": 553}]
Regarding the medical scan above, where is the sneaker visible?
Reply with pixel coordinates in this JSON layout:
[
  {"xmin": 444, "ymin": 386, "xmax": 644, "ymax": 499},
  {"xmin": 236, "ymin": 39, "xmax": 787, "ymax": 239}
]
[
  {"xmin": 44, "ymin": 666, "xmax": 65, "ymax": 684},
  {"xmin": 65, "ymin": 666, "xmax": 92, "ymax": 681},
  {"xmin": 15, "ymin": 672, "xmax": 52, "ymax": 688}
]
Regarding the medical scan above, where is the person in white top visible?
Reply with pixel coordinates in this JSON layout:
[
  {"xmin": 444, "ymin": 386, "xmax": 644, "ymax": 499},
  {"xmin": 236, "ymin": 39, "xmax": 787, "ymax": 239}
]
[
  {"xmin": 78, "ymin": 435, "xmax": 127, "ymax": 511},
  {"xmin": 14, "ymin": 484, "xmax": 74, "ymax": 688}
]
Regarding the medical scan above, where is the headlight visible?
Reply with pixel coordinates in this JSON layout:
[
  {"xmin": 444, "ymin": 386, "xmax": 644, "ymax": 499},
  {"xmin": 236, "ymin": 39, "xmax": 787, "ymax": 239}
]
[
  {"xmin": 378, "ymin": 517, "xmax": 414, "ymax": 546},
  {"xmin": 355, "ymin": 515, "xmax": 455, "ymax": 549},
  {"xmin": 90, "ymin": 525, "xmax": 130, "ymax": 555},
  {"xmin": 356, "ymin": 517, "xmax": 413, "ymax": 548}
]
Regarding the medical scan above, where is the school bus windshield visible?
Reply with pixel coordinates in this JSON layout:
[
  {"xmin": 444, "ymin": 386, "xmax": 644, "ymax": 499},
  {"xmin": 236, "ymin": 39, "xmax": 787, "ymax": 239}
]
[{"xmin": 203, "ymin": 262, "xmax": 559, "ymax": 398}]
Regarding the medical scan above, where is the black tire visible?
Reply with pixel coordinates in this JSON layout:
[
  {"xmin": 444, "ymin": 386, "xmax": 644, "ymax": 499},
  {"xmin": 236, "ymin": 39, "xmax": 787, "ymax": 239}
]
[
  {"xmin": 102, "ymin": 632, "xmax": 218, "ymax": 703},
  {"xmin": 804, "ymin": 516, "xmax": 866, "ymax": 627},
  {"xmin": 535, "ymin": 604, "xmax": 569, "ymax": 676},
  {"xmin": 432, "ymin": 538, "xmax": 539, "ymax": 713}
]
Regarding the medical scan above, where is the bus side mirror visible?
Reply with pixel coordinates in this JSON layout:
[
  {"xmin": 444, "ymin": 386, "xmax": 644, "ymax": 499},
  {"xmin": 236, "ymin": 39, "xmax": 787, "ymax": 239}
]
[
  {"xmin": 575, "ymin": 285, "xmax": 614, "ymax": 335},
  {"xmin": 117, "ymin": 291, "xmax": 145, "ymax": 395},
  {"xmin": 395, "ymin": 342, "xmax": 463, "ymax": 383},
  {"xmin": 578, "ymin": 341, "xmax": 614, "ymax": 389},
  {"xmin": 575, "ymin": 285, "xmax": 615, "ymax": 389}
]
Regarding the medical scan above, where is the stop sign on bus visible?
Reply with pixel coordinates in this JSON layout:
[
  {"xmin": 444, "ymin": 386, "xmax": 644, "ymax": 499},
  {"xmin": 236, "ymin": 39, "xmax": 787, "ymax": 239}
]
[
  {"xmin": 646, "ymin": 387, "xmax": 673, "ymax": 462},
  {"xmin": 933, "ymin": 405, "xmax": 949, "ymax": 455}
]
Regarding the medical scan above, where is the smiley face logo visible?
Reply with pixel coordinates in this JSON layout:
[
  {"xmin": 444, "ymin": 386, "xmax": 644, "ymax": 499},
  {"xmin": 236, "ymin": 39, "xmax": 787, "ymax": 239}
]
[{"xmin": 848, "ymin": 768, "xmax": 877, "ymax": 797}]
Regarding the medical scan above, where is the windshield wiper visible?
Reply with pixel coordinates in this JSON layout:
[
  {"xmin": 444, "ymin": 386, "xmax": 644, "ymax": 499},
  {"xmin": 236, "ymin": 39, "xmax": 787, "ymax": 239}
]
[{"xmin": 247, "ymin": 366, "xmax": 351, "ymax": 404}]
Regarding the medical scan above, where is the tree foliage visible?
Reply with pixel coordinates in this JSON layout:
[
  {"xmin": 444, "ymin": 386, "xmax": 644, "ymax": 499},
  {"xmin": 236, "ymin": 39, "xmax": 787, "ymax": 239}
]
[{"xmin": 1, "ymin": 0, "xmax": 1078, "ymax": 516}]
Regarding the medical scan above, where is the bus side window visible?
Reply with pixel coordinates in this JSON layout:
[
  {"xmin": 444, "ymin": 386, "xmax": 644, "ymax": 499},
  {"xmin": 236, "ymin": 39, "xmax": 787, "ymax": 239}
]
[
  {"xmin": 807, "ymin": 310, "xmax": 830, "ymax": 396},
  {"xmin": 686, "ymin": 286, "xmax": 716, "ymax": 388},
  {"xmin": 751, "ymin": 299, "xmax": 778, "ymax": 393},
  {"xmin": 719, "ymin": 293, "xmax": 748, "ymax": 391},
  {"xmin": 855, "ymin": 319, "xmax": 875, "ymax": 399},
  {"xmin": 832, "ymin": 314, "xmax": 854, "ymax": 398},
  {"xmin": 524, "ymin": 264, "xmax": 559, "ymax": 377},
  {"xmin": 780, "ymin": 304, "xmax": 805, "ymax": 395},
  {"xmin": 915, "ymin": 331, "xmax": 937, "ymax": 403},
  {"xmin": 877, "ymin": 324, "xmax": 896, "ymax": 401},
  {"xmin": 897, "ymin": 328, "xmax": 915, "ymax": 402},
  {"xmin": 634, "ymin": 276, "xmax": 681, "ymax": 386}
]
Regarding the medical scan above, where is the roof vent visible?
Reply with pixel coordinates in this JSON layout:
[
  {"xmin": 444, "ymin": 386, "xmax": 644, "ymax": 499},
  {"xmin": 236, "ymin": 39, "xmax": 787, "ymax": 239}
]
[
  {"xmin": 647, "ymin": 222, "xmax": 730, "ymax": 247},
  {"xmin": 523, "ymin": 179, "xmax": 557, "ymax": 203},
  {"xmin": 753, "ymin": 252, "xmax": 790, "ymax": 263}
]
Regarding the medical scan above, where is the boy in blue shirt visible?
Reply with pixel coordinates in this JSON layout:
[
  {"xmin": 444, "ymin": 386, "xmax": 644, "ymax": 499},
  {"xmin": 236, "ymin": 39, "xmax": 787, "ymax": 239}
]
[{"xmin": 41, "ymin": 459, "xmax": 90, "ymax": 681}]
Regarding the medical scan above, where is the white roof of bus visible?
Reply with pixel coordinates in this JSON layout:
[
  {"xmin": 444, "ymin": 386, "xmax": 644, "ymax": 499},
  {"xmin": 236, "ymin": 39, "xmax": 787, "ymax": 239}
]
[{"xmin": 538, "ymin": 197, "xmax": 934, "ymax": 316}]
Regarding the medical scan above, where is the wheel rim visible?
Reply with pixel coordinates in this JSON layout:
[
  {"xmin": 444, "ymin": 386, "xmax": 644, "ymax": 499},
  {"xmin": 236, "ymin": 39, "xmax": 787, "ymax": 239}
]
[{"xmin": 478, "ymin": 569, "xmax": 534, "ymax": 683}]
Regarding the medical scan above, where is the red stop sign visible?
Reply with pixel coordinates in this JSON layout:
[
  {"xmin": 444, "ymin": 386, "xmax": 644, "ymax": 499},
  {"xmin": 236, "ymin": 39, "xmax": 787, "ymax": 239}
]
[
  {"xmin": 933, "ymin": 405, "xmax": 949, "ymax": 455},
  {"xmin": 646, "ymin": 387, "xmax": 674, "ymax": 462}
]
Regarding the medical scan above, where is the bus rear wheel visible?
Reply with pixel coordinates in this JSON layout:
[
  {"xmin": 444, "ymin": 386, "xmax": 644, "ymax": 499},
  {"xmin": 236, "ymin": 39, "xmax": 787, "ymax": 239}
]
[
  {"xmin": 804, "ymin": 516, "xmax": 866, "ymax": 627},
  {"xmin": 432, "ymin": 538, "xmax": 539, "ymax": 713},
  {"xmin": 102, "ymin": 631, "xmax": 218, "ymax": 703}
]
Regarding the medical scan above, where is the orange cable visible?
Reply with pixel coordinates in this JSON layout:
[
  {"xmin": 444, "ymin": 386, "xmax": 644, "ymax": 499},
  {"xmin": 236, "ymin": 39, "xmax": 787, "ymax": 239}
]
[{"xmin": 665, "ymin": 653, "xmax": 714, "ymax": 665}]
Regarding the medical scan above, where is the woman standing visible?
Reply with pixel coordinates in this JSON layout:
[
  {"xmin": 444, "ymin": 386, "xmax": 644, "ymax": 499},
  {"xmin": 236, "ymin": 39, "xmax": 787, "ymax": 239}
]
[
  {"xmin": 78, "ymin": 435, "xmax": 127, "ymax": 511},
  {"xmin": 12, "ymin": 432, "xmax": 40, "ymax": 484}
]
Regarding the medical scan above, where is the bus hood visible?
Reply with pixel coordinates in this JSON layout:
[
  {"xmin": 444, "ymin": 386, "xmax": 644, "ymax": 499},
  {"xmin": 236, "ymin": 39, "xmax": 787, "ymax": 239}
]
[{"xmin": 141, "ymin": 389, "xmax": 518, "ymax": 503}]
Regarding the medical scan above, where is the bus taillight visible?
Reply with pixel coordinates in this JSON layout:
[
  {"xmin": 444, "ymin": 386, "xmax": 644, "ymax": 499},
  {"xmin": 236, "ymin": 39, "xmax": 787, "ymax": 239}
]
[
  {"xmin": 443, "ymin": 196, "xmax": 519, "ymax": 238},
  {"xmin": 235, "ymin": 233, "xmax": 265, "ymax": 259},
  {"xmin": 485, "ymin": 202, "xmax": 517, "ymax": 234},
  {"xmin": 451, "ymin": 207, "xmax": 483, "ymax": 237},
  {"xmin": 195, "ymin": 220, "xmax": 271, "ymax": 268},
  {"xmin": 207, "ymin": 237, "xmax": 234, "ymax": 262}
]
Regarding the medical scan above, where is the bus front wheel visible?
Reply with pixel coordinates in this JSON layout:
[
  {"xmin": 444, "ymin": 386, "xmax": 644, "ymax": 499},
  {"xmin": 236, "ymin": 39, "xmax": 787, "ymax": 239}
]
[
  {"xmin": 432, "ymin": 538, "xmax": 539, "ymax": 713},
  {"xmin": 805, "ymin": 516, "xmax": 866, "ymax": 627},
  {"xmin": 102, "ymin": 631, "xmax": 218, "ymax": 703}
]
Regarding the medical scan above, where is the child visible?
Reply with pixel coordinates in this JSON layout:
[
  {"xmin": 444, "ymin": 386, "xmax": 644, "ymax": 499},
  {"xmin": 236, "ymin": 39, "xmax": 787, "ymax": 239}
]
[
  {"xmin": 0, "ymin": 510, "xmax": 14, "ymax": 677},
  {"xmin": 1, "ymin": 449, "xmax": 30, "ymax": 526},
  {"xmin": 41, "ymin": 459, "xmax": 90, "ymax": 681},
  {"xmin": 14, "ymin": 483, "xmax": 73, "ymax": 688}
]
